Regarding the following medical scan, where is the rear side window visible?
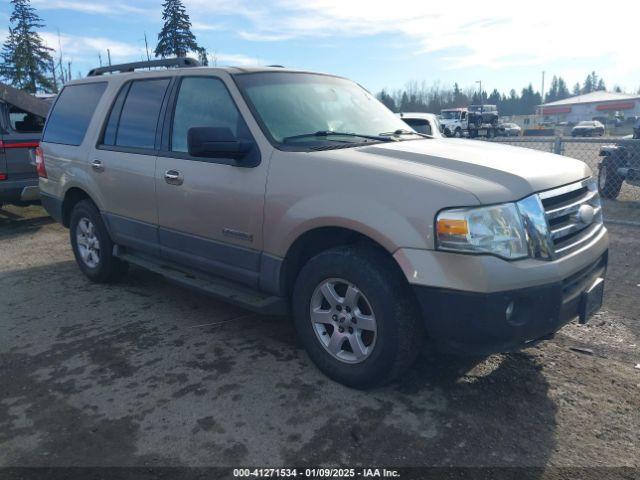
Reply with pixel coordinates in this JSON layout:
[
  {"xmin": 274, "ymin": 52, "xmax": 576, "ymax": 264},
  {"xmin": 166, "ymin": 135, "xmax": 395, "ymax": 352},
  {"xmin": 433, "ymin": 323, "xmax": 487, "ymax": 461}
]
[
  {"xmin": 43, "ymin": 82, "xmax": 107, "ymax": 145},
  {"xmin": 102, "ymin": 79, "xmax": 170, "ymax": 150},
  {"xmin": 403, "ymin": 118, "xmax": 432, "ymax": 136},
  {"xmin": 9, "ymin": 106, "xmax": 45, "ymax": 133}
]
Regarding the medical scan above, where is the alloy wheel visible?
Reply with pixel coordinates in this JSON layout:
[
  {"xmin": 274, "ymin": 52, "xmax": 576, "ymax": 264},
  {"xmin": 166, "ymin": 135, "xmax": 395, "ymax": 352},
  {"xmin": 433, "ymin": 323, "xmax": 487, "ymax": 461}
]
[
  {"xmin": 309, "ymin": 278, "xmax": 377, "ymax": 364},
  {"xmin": 76, "ymin": 217, "xmax": 101, "ymax": 268}
]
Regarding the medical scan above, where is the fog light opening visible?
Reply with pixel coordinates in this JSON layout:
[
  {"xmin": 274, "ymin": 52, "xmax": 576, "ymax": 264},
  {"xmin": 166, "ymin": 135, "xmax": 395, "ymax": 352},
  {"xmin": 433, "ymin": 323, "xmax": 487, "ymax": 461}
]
[{"xmin": 505, "ymin": 301, "xmax": 515, "ymax": 321}]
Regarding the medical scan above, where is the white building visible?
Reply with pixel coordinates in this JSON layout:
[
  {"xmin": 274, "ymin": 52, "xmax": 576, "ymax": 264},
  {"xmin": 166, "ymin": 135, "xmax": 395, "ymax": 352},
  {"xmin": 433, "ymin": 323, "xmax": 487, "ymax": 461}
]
[{"xmin": 539, "ymin": 91, "xmax": 640, "ymax": 124}]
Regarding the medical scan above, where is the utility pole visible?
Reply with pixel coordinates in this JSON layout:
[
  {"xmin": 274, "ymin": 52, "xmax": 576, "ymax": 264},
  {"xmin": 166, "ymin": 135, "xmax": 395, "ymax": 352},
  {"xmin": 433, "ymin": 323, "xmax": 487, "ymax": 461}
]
[
  {"xmin": 475, "ymin": 80, "xmax": 482, "ymax": 102},
  {"xmin": 98, "ymin": 52, "xmax": 102, "ymax": 67},
  {"xmin": 539, "ymin": 70, "xmax": 546, "ymax": 124},
  {"xmin": 107, "ymin": 49, "xmax": 112, "ymax": 66},
  {"xmin": 144, "ymin": 32, "xmax": 151, "ymax": 67},
  {"xmin": 57, "ymin": 29, "xmax": 64, "ymax": 86}
]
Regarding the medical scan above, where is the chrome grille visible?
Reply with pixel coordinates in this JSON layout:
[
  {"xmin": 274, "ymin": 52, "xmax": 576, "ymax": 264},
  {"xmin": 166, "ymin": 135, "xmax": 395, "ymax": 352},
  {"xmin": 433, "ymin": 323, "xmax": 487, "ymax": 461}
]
[{"xmin": 539, "ymin": 178, "xmax": 604, "ymax": 258}]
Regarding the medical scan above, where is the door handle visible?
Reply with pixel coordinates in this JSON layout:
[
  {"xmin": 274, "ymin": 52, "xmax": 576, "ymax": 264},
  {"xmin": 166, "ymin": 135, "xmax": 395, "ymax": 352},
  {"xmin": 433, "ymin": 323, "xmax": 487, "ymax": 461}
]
[
  {"xmin": 164, "ymin": 169, "xmax": 184, "ymax": 185},
  {"xmin": 91, "ymin": 159, "xmax": 104, "ymax": 172}
]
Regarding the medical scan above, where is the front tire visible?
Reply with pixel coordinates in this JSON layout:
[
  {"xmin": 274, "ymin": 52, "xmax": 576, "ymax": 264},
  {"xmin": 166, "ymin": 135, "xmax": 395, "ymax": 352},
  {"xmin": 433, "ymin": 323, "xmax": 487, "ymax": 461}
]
[
  {"xmin": 598, "ymin": 162, "xmax": 623, "ymax": 199},
  {"xmin": 69, "ymin": 200, "xmax": 128, "ymax": 282},
  {"xmin": 292, "ymin": 246, "xmax": 424, "ymax": 388}
]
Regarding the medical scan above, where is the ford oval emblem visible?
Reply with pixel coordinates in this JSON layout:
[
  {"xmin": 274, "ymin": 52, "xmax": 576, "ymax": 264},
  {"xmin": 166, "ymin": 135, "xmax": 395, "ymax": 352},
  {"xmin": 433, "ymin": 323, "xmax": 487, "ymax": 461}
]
[{"xmin": 577, "ymin": 204, "xmax": 595, "ymax": 225}]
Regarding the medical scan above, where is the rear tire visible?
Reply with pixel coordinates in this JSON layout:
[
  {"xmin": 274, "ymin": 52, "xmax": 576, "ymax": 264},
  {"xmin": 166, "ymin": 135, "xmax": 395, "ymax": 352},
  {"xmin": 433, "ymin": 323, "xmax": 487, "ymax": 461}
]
[
  {"xmin": 598, "ymin": 162, "xmax": 623, "ymax": 199},
  {"xmin": 69, "ymin": 200, "xmax": 129, "ymax": 283},
  {"xmin": 292, "ymin": 245, "xmax": 424, "ymax": 388}
]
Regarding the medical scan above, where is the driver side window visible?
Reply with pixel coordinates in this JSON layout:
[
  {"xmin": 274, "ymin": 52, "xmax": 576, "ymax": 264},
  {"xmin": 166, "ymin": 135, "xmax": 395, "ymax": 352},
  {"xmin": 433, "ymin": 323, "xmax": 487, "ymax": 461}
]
[{"xmin": 171, "ymin": 77, "xmax": 243, "ymax": 153}]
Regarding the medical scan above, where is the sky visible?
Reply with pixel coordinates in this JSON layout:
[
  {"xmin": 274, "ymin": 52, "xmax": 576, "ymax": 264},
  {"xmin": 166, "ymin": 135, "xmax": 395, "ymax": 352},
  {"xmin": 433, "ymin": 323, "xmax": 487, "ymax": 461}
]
[{"xmin": 1, "ymin": 0, "xmax": 638, "ymax": 96}]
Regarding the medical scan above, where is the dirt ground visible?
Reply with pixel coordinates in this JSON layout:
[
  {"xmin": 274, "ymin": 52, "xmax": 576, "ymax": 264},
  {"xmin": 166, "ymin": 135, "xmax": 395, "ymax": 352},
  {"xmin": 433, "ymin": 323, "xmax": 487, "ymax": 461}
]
[{"xmin": 0, "ymin": 205, "xmax": 638, "ymax": 469}]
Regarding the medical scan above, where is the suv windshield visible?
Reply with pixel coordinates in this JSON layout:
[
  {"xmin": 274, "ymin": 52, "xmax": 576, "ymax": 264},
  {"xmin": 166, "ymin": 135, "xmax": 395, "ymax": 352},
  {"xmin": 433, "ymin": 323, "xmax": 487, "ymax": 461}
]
[
  {"xmin": 234, "ymin": 72, "xmax": 419, "ymax": 146},
  {"xmin": 440, "ymin": 110, "xmax": 461, "ymax": 120}
]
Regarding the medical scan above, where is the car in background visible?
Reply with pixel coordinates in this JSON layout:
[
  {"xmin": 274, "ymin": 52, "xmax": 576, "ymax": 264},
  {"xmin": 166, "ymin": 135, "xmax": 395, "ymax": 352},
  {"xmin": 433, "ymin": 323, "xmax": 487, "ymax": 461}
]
[
  {"xmin": 598, "ymin": 118, "xmax": 640, "ymax": 199},
  {"xmin": 439, "ymin": 108, "xmax": 468, "ymax": 137},
  {"xmin": 397, "ymin": 112, "xmax": 443, "ymax": 138},
  {"xmin": 468, "ymin": 104, "xmax": 499, "ymax": 128},
  {"xmin": 571, "ymin": 120, "xmax": 605, "ymax": 137},
  {"xmin": 497, "ymin": 122, "xmax": 521, "ymax": 137},
  {"xmin": 0, "ymin": 100, "xmax": 46, "ymax": 208}
]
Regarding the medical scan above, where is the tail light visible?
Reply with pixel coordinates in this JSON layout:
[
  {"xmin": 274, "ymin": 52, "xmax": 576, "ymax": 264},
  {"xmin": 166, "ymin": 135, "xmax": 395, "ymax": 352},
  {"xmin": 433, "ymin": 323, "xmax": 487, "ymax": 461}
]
[
  {"xmin": 35, "ymin": 147, "xmax": 47, "ymax": 178},
  {"xmin": 0, "ymin": 173, "xmax": 6, "ymax": 181}
]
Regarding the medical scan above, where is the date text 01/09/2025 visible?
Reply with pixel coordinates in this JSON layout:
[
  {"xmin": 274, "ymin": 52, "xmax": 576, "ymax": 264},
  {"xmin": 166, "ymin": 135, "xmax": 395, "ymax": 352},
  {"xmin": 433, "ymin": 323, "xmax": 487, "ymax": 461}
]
[{"xmin": 232, "ymin": 468, "xmax": 400, "ymax": 478}]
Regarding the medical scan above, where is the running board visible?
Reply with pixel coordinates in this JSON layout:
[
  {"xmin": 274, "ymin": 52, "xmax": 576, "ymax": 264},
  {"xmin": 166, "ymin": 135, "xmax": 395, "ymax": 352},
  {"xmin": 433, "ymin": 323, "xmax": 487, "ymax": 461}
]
[{"xmin": 115, "ymin": 249, "xmax": 288, "ymax": 316}]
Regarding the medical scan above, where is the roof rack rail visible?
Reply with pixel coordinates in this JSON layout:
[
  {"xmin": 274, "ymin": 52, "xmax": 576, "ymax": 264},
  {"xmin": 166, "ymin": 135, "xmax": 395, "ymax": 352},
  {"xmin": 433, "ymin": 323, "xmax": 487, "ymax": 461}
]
[{"xmin": 87, "ymin": 57, "xmax": 200, "ymax": 77}]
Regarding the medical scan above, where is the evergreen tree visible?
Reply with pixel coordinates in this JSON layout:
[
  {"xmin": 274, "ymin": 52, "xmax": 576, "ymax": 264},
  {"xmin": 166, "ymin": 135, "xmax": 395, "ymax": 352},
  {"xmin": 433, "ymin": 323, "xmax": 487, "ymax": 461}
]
[
  {"xmin": 487, "ymin": 88, "xmax": 501, "ymax": 106},
  {"xmin": 519, "ymin": 84, "xmax": 541, "ymax": 114},
  {"xmin": 197, "ymin": 47, "xmax": 209, "ymax": 66},
  {"xmin": 572, "ymin": 82, "xmax": 581, "ymax": 96},
  {"xmin": 556, "ymin": 77, "xmax": 570, "ymax": 100},
  {"xmin": 582, "ymin": 73, "xmax": 594, "ymax": 94},
  {"xmin": 0, "ymin": 0, "xmax": 55, "ymax": 93},
  {"xmin": 399, "ymin": 91, "xmax": 409, "ymax": 112},
  {"xmin": 596, "ymin": 78, "xmax": 606, "ymax": 91},
  {"xmin": 376, "ymin": 89, "xmax": 396, "ymax": 111},
  {"xmin": 155, "ymin": 0, "xmax": 202, "ymax": 58},
  {"xmin": 546, "ymin": 76, "xmax": 560, "ymax": 102}
]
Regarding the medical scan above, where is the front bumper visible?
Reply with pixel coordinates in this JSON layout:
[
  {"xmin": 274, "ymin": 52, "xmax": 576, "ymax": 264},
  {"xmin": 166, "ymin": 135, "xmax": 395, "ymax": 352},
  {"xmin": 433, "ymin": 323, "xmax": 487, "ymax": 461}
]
[{"xmin": 413, "ymin": 252, "xmax": 608, "ymax": 355}]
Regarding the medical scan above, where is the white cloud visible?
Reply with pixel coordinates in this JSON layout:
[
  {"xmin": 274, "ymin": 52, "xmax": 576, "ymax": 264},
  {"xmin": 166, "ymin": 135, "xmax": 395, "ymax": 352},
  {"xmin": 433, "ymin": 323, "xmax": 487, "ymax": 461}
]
[
  {"xmin": 191, "ymin": 22, "xmax": 226, "ymax": 32},
  {"xmin": 211, "ymin": 53, "xmax": 262, "ymax": 67},
  {"xmin": 192, "ymin": 0, "xmax": 637, "ymax": 80},
  {"xmin": 7, "ymin": 0, "xmax": 637, "ymax": 88},
  {"xmin": 32, "ymin": 0, "xmax": 154, "ymax": 16},
  {"xmin": 39, "ymin": 32, "xmax": 145, "ymax": 62}
]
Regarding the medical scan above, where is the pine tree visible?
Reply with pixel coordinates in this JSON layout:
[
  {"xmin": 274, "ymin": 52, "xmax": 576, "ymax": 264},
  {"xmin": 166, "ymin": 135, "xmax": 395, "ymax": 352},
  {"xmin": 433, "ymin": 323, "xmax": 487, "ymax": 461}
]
[
  {"xmin": 572, "ymin": 82, "xmax": 581, "ymax": 96},
  {"xmin": 197, "ymin": 47, "xmax": 208, "ymax": 66},
  {"xmin": 0, "ymin": 0, "xmax": 55, "ymax": 93},
  {"xmin": 155, "ymin": 0, "xmax": 202, "ymax": 58},
  {"xmin": 557, "ymin": 77, "xmax": 570, "ymax": 100},
  {"xmin": 376, "ymin": 89, "xmax": 396, "ymax": 111},
  {"xmin": 546, "ymin": 76, "xmax": 559, "ymax": 103}
]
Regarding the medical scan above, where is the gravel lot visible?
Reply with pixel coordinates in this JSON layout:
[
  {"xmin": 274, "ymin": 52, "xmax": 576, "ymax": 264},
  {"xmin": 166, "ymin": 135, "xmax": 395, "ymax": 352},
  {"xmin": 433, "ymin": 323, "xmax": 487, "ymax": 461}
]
[{"xmin": 0, "ymin": 205, "xmax": 638, "ymax": 469}]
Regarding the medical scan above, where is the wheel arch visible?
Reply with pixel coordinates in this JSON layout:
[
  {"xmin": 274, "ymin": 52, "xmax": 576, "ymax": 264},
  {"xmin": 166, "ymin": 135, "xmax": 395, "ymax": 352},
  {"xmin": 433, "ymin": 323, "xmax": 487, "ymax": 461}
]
[
  {"xmin": 61, "ymin": 187, "xmax": 98, "ymax": 227},
  {"xmin": 277, "ymin": 225, "xmax": 406, "ymax": 297}
]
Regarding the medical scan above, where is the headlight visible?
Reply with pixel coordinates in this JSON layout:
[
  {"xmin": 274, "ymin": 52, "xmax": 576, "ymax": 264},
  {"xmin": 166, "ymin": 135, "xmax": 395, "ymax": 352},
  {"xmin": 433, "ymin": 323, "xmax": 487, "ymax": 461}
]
[{"xmin": 436, "ymin": 203, "xmax": 529, "ymax": 259}]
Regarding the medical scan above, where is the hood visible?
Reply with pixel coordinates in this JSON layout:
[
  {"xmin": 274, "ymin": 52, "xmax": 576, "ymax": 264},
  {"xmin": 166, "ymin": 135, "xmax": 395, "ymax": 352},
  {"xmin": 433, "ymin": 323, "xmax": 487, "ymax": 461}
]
[
  {"xmin": 439, "ymin": 118, "xmax": 460, "ymax": 125},
  {"xmin": 339, "ymin": 138, "xmax": 591, "ymax": 204}
]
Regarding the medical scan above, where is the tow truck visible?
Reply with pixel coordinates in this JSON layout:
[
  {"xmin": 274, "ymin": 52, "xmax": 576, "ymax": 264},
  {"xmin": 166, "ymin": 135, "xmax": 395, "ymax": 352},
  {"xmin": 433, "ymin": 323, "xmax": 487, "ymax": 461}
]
[{"xmin": 439, "ymin": 105, "xmax": 499, "ymax": 139}]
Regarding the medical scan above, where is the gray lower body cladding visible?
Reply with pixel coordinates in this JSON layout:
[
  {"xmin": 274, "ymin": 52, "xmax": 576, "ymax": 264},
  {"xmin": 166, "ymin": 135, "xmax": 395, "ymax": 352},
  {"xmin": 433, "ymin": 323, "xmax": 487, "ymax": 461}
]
[{"xmin": 413, "ymin": 252, "xmax": 608, "ymax": 355}]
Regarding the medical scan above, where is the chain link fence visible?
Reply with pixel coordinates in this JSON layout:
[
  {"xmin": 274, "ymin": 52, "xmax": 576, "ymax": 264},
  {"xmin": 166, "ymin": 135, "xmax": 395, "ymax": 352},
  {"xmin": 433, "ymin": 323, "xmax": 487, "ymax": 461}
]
[{"xmin": 485, "ymin": 136, "xmax": 640, "ymax": 226}]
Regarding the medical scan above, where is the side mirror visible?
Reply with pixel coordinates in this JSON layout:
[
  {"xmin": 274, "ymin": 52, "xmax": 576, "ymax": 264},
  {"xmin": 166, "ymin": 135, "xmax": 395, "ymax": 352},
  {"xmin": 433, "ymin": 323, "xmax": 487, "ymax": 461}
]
[{"xmin": 187, "ymin": 127, "xmax": 254, "ymax": 161}]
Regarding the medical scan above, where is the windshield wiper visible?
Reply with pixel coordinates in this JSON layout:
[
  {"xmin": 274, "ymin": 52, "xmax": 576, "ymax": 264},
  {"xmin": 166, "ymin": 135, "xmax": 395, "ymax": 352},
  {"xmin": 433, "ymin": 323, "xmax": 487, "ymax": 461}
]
[
  {"xmin": 282, "ymin": 131, "xmax": 393, "ymax": 143},
  {"xmin": 379, "ymin": 129, "xmax": 433, "ymax": 139}
]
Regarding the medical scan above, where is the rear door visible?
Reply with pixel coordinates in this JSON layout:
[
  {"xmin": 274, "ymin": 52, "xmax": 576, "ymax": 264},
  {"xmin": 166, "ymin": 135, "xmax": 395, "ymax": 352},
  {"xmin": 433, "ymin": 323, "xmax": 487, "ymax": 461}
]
[{"xmin": 91, "ymin": 78, "xmax": 171, "ymax": 255}]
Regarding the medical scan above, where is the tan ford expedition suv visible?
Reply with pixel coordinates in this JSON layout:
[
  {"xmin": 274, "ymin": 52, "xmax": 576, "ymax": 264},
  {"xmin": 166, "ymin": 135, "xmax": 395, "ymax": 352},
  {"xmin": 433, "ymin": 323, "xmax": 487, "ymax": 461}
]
[{"xmin": 38, "ymin": 59, "xmax": 608, "ymax": 388}]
